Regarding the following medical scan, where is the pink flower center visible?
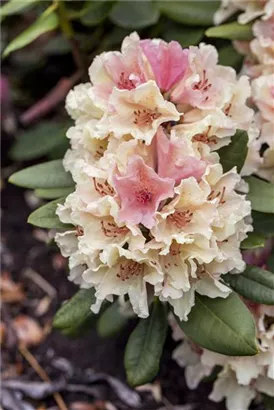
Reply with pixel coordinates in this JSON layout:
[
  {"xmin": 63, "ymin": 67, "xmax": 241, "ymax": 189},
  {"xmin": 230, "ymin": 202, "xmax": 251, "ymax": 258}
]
[
  {"xmin": 117, "ymin": 72, "xmax": 135, "ymax": 90},
  {"xmin": 117, "ymin": 260, "xmax": 144, "ymax": 281},
  {"xmin": 133, "ymin": 108, "xmax": 160, "ymax": 127},
  {"xmin": 136, "ymin": 188, "xmax": 153, "ymax": 204},
  {"xmin": 207, "ymin": 187, "xmax": 226, "ymax": 204},
  {"xmin": 93, "ymin": 178, "xmax": 115, "ymax": 197},
  {"xmin": 101, "ymin": 220, "xmax": 128, "ymax": 238},
  {"xmin": 193, "ymin": 70, "xmax": 212, "ymax": 92}
]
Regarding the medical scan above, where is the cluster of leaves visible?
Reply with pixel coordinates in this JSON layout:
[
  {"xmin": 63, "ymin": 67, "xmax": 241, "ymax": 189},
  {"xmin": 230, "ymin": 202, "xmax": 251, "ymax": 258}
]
[{"xmin": 4, "ymin": 0, "xmax": 274, "ymax": 400}]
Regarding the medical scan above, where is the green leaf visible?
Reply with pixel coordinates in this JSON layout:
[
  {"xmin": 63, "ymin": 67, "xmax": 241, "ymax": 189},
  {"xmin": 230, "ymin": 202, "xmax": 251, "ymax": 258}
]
[
  {"xmin": 163, "ymin": 26, "xmax": 204, "ymax": 47},
  {"xmin": 28, "ymin": 196, "xmax": 72, "ymax": 229},
  {"xmin": 225, "ymin": 266, "xmax": 274, "ymax": 305},
  {"xmin": 48, "ymin": 139, "xmax": 70, "ymax": 160},
  {"xmin": 53, "ymin": 289, "xmax": 96, "ymax": 332},
  {"xmin": 80, "ymin": 1, "xmax": 114, "ymax": 26},
  {"xmin": 10, "ymin": 122, "xmax": 70, "ymax": 161},
  {"xmin": 246, "ymin": 177, "xmax": 274, "ymax": 214},
  {"xmin": 267, "ymin": 254, "xmax": 274, "ymax": 273},
  {"xmin": 252, "ymin": 211, "xmax": 274, "ymax": 237},
  {"xmin": 97, "ymin": 300, "xmax": 129, "ymax": 338},
  {"xmin": 218, "ymin": 130, "xmax": 248, "ymax": 173},
  {"xmin": 9, "ymin": 160, "xmax": 74, "ymax": 189},
  {"xmin": 3, "ymin": 11, "xmax": 58, "ymax": 57},
  {"xmin": 124, "ymin": 301, "xmax": 168, "ymax": 387},
  {"xmin": 179, "ymin": 292, "xmax": 258, "ymax": 356},
  {"xmin": 218, "ymin": 44, "xmax": 243, "ymax": 69},
  {"xmin": 263, "ymin": 394, "xmax": 274, "ymax": 410},
  {"xmin": 206, "ymin": 22, "xmax": 253, "ymax": 41},
  {"xmin": 241, "ymin": 232, "xmax": 265, "ymax": 249},
  {"xmin": 35, "ymin": 187, "xmax": 74, "ymax": 199},
  {"xmin": 0, "ymin": 0, "xmax": 38, "ymax": 21},
  {"xmin": 110, "ymin": 1, "xmax": 160, "ymax": 29},
  {"xmin": 157, "ymin": 1, "xmax": 220, "ymax": 27}
]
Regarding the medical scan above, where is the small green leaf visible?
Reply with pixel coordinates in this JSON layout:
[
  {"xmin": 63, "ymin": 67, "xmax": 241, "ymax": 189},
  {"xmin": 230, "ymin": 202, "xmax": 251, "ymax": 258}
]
[
  {"xmin": 9, "ymin": 160, "xmax": 74, "ymax": 189},
  {"xmin": 241, "ymin": 232, "xmax": 265, "ymax": 249},
  {"xmin": 263, "ymin": 394, "xmax": 274, "ymax": 410},
  {"xmin": 218, "ymin": 44, "xmax": 243, "ymax": 69},
  {"xmin": 157, "ymin": 1, "xmax": 220, "ymax": 26},
  {"xmin": 10, "ymin": 122, "xmax": 70, "ymax": 161},
  {"xmin": 28, "ymin": 196, "xmax": 72, "ymax": 229},
  {"xmin": 35, "ymin": 187, "xmax": 74, "ymax": 200},
  {"xmin": 179, "ymin": 292, "xmax": 258, "ymax": 356},
  {"xmin": 110, "ymin": 1, "xmax": 160, "ymax": 29},
  {"xmin": 53, "ymin": 289, "xmax": 96, "ymax": 331},
  {"xmin": 0, "ymin": 0, "xmax": 38, "ymax": 21},
  {"xmin": 252, "ymin": 211, "xmax": 274, "ymax": 237},
  {"xmin": 80, "ymin": 1, "xmax": 114, "ymax": 26},
  {"xmin": 163, "ymin": 26, "xmax": 204, "ymax": 47},
  {"xmin": 97, "ymin": 300, "xmax": 129, "ymax": 338},
  {"xmin": 218, "ymin": 130, "xmax": 248, "ymax": 173},
  {"xmin": 3, "ymin": 11, "xmax": 58, "ymax": 57},
  {"xmin": 246, "ymin": 177, "xmax": 274, "ymax": 214},
  {"xmin": 124, "ymin": 301, "xmax": 168, "ymax": 387},
  {"xmin": 225, "ymin": 266, "xmax": 274, "ymax": 305},
  {"xmin": 206, "ymin": 22, "xmax": 253, "ymax": 40}
]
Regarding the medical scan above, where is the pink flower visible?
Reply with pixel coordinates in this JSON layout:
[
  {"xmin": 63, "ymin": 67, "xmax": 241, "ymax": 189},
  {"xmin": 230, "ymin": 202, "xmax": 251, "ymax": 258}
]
[
  {"xmin": 141, "ymin": 39, "xmax": 189, "ymax": 92},
  {"xmin": 113, "ymin": 155, "xmax": 174, "ymax": 229},
  {"xmin": 156, "ymin": 127, "xmax": 206, "ymax": 185}
]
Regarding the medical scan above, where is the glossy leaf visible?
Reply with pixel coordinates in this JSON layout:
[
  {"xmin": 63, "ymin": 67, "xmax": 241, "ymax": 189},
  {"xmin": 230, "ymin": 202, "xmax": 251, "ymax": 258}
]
[
  {"xmin": 9, "ymin": 160, "xmax": 74, "ymax": 189},
  {"xmin": 0, "ymin": 0, "xmax": 38, "ymax": 21},
  {"xmin": 110, "ymin": 1, "xmax": 160, "ymax": 29},
  {"xmin": 97, "ymin": 300, "xmax": 129, "ymax": 338},
  {"xmin": 80, "ymin": 1, "xmax": 114, "ymax": 26},
  {"xmin": 28, "ymin": 196, "xmax": 72, "ymax": 229},
  {"xmin": 252, "ymin": 211, "xmax": 274, "ymax": 236},
  {"xmin": 34, "ymin": 187, "xmax": 74, "ymax": 200},
  {"xmin": 218, "ymin": 130, "xmax": 248, "ymax": 173},
  {"xmin": 163, "ymin": 26, "xmax": 204, "ymax": 47},
  {"xmin": 225, "ymin": 266, "xmax": 274, "ymax": 305},
  {"xmin": 53, "ymin": 289, "xmax": 96, "ymax": 332},
  {"xmin": 124, "ymin": 302, "xmax": 168, "ymax": 387},
  {"xmin": 179, "ymin": 292, "xmax": 258, "ymax": 356},
  {"xmin": 206, "ymin": 22, "xmax": 253, "ymax": 40},
  {"xmin": 3, "ymin": 11, "xmax": 58, "ymax": 57},
  {"xmin": 241, "ymin": 232, "xmax": 265, "ymax": 249},
  {"xmin": 246, "ymin": 177, "xmax": 274, "ymax": 213},
  {"xmin": 10, "ymin": 122, "xmax": 69, "ymax": 161},
  {"xmin": 157, "ymin": 1, "xmax": 220, "ymax": 26}
]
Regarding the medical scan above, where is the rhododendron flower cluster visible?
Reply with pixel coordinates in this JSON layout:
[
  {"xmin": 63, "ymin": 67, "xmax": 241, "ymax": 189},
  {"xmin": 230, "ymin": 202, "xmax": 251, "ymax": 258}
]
[
  {"xmin": 170, "ymin": 301, "xmax": 274, "ymax": 410},
  {"xmin": 55, "ymin": 33, "xmax": 253, "ymax": 320}
]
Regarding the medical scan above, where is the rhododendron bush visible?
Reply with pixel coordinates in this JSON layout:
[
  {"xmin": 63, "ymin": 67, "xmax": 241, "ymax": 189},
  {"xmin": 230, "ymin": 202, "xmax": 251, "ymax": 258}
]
[{"xmin": 6, "ymin": 0, "xmax": 274, "ymax": 409}]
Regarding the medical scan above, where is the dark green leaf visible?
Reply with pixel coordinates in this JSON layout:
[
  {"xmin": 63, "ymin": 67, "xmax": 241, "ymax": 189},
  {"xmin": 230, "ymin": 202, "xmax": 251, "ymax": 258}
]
[
  {"xmin": 110, "ymin": 1, "xmax": 160, "ymax": 29},
  {"xmin": 80, "ymin": 1, "xmax": 114, "ymax": 26},
  {"xmin": 225, "ymin": 266, "xmax": 274, "ymax": 305},
  {"xmin": 48, "ymin": 139, "xmax": 70, "ymax": 160},
  {"xmin": 28, "ymin": 196, "xmax": 72, "ymax": 229},
  {"xmin": 0, "ymin": 0, "xmax": 38, "ymax": 21},
  {"xmin": 53, "ymin": 289, "xmax": 96, "ymax": 332},
  {"xmin": 246, "ymin": 177, "xmax": 274, "ymax": 213},
  {"xmin": 267, "ymin": 254, "xmax": 274, "ymax": 273},
  {"xmin": 218, "ymin": 44, "xmax": 243, "ymax": 69},
  {"xmin": 218, "ymin": 130, "xmax": 248, "ymax": 173},
  {"xmin": 252, "ymin": 211, "xmax": 274, "ymax": 236},
  {"xmin": 241, "ymin": 232, "xmax": 265, "ymax": 249},
  {"xmin": 163, "ymin": 26, "xmax": 204, "ymax": 47},
  {"xmin": 97, "ymin": 300, "xmax": 129, "ymax": 338},
  {"xmin": 10, "ymin": 122, "xmax": 69, "ymax": 161},
  {"xmin": 206, "ymin": 22, "xmax": 253, "ymax": 40},
  {"xmin": 3, "ymin": 10, "xmax": 58, "ymax": 57},
  {"xmin": 35, "ymin": 187, "xmax": 74, "ymax": 199},
  {"xmin": 124, "ymin": 301, "xmax": 168, "ymax": 387},
  {"xmin": 157, "ymin": 1, "xmax": 220, "ymax": 27},
  {"xmin": 9, "ymin": 160, "xmax": 74, "ymax": 189},
  {"xmin": 263, "ymin": 394, "xmax": 274, "ymax": 410},
  {"xmin": 179, "ymin": 292, "xmax": 258, "ymax": 356}
]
